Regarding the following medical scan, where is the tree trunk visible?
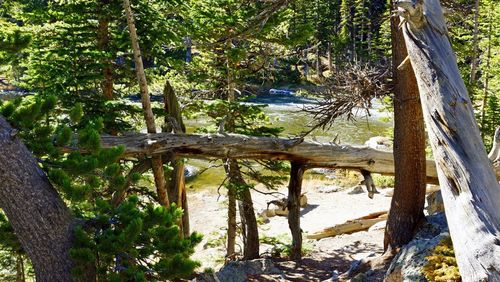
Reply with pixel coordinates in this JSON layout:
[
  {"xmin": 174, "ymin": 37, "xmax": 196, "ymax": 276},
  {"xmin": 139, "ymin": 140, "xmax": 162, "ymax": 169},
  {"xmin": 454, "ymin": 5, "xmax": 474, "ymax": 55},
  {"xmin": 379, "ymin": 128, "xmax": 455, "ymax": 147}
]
[
  {"xmin": 469, "ymin": 0, "xmax": 480, "ymax": 87},
  {"xmin": 97, "ymin": 15, "xmax": 113, "ymax": 100},
  {"xmin": 327, "ymin": 42, "xmax": 333, "ymax": 73},
  {"xmin": 240, "ymin": 187, "xmax": 259, "ymax": 260},
  {"xmin": 226, "ymin": 180, "xmax": 237, "ymax": 259},
  {"xmin": 384, "ymin": 7, "xmax": 426, "ymax": 252},
  {"xmin": 0, "ymin": 116, "xmax": 93, "ymax": 282},
  {"xmin": 15, "ymin": 254, "xmax": 25, "ymax": 282},
  {"xmin": 397, "ymin": 1, "xmax": 500, "ymax": 280},
  {"xmin": 287, "ymin": 161, "xmax": 305, "ymax": 261},
  {"xmin": 163, "ymin": 80, "xmax": 189, "ymax": 237},
  {"xmin": 480, "ymin": 2, "xmax": 493, "ymax": 133},
  {"xmin": 123, "ymin": 0, "xmax": 169, "ymax": 206}
]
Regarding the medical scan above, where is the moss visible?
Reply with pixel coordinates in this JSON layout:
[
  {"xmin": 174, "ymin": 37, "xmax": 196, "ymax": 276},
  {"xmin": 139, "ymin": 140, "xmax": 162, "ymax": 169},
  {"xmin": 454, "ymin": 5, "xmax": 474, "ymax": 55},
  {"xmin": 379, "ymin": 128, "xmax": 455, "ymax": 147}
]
[{"xmin": 423, "ymin": 236, "xmax": 461, "ymax": 282}]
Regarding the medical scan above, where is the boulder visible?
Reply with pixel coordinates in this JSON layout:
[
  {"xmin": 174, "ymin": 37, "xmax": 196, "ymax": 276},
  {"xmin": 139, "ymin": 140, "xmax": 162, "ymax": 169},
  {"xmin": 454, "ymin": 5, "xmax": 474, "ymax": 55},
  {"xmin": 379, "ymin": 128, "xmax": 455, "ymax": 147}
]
[
  {"xmin": 348, "ymin": 185, "xmax": 365, "ymax": 195},
  {"xmin": 317, "ymin": 185, "xmax": 340, "ymax": 193},
  {"xmin": 385, "ymin": 213, "xmax": 449, "ymax": 282},
  {"xmin": 184, "ymin": 165, "xmax": 199, "ymax": 180},
  {"xmin": 364, "ymin": 136, "xmax": 393, "ymax": 151},
  {"xmin": 381, "ymin": 188, "xmax": 394, "ymax": 197},
  {"xmin": 425, "ymin": 191, "xmax": 444, "ymax": 215},
  {"xmin": 368, "ymin": 220, "xmax": 387, "ymax": 232},
  {"xmin": 192, "ymin": 259, "xmax": 282, "ymax": 282}
]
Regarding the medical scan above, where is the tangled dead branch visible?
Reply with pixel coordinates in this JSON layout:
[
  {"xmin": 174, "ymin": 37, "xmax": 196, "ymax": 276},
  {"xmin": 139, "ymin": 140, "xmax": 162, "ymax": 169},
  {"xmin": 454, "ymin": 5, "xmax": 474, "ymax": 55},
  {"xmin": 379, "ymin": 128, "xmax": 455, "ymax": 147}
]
[{"xmin": 303, "ymin": 63, "xmax": 392, "ymax": 133}]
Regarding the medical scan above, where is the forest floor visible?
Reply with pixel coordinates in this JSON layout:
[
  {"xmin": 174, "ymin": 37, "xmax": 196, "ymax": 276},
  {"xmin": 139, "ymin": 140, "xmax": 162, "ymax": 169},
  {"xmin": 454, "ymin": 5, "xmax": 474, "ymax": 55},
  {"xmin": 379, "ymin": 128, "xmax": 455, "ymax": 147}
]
[{"xmin": 188, "ymin": 179, "xmax": 394, "ymax": 281}]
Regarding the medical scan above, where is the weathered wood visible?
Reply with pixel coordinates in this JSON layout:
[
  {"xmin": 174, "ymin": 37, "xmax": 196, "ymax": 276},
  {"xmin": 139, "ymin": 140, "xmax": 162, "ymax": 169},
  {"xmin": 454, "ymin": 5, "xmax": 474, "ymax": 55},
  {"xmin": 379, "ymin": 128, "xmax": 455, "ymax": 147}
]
[
  {"xmin": 0, "ymin": 116, "xmax": 92, "ymax": 281},
  {"xmin": 307, "ymin": 211, "xmax": 388, "ymax": 240},
  {"xmin": 87, "ymin": 133, "xmax": 500, "ymax": 183},
  {"xmin": 397, "ymin": 0, "xmax": 500, "ymax": 280},
  {"xmin": 123, "ymin": 0, "xmax": 169, "ymax": 206},
  {"xmin": 287, "ymin": 162, "xmax": 305, "ymax": 260}
]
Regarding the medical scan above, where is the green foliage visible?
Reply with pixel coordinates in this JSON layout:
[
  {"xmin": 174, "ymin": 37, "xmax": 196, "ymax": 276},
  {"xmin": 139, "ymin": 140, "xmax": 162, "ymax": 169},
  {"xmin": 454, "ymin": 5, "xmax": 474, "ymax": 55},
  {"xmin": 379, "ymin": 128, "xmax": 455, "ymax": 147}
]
[
  {"xmin": 71, "ymin": 197, "xmax": 202, "ymax": 280},
  {"xmin": 423, "ymin": 236, "xmax": 461, "ymax": 282}
]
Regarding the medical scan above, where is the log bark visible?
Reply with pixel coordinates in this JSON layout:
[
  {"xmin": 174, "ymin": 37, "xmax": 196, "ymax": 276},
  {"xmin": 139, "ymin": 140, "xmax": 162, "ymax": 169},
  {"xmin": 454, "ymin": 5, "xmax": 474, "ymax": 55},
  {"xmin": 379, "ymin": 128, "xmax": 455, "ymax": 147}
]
[
  {"xmin": 287, "ymin": 162, "xmax": 305, "ymax": 260},
  {"xmin": 384, "ymin": 8, "xmax": 426, "ymax": 252},
  {"xmin": 88, "ymin": 132, "xmax": 500, "ymax": 183},
  {"xmin": 123, "ymin": 0, "xmax": 169, "ymax": 206},
  {"xmin": 397, "ymin": 0, "xmax": 500, "ymax": 280},
  {"xmin": 307, "ymin": 211, "xmax": 388, "ymax": 240},
  {"xmin": 0, "ymin": 117, "xmax": 92, "ymax": 281}
]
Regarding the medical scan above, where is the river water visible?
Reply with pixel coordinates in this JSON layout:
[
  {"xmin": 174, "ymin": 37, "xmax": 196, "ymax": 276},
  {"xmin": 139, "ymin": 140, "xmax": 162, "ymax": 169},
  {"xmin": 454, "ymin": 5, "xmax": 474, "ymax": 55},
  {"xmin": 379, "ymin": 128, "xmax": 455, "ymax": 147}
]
[{"xmin": 185, "ymin": 94, "xmax": 393, "ymax": 189}]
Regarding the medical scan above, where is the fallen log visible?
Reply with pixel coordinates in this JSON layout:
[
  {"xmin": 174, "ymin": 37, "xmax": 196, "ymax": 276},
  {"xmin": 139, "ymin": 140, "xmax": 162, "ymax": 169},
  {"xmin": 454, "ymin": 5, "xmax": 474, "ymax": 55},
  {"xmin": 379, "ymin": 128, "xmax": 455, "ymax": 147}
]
[
  {"xmin": 84, "ymin": 132, "xmax": 500, "ymax": 184},
  {"xmin": 306, "ymin": 211, "xmax": 388, "ymax": 240}
]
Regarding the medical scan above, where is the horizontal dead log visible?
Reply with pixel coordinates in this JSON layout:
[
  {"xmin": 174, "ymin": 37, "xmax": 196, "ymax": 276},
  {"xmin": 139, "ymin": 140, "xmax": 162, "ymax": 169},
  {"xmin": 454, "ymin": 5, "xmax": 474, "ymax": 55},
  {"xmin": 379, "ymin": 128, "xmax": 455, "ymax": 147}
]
[
  {"xmin": 306, "ymin": 211, "xmax": 388, "ymax": 240},
  {"xmin": 65, "ymin": 132, "xmax": 500, "ymax": 184}
]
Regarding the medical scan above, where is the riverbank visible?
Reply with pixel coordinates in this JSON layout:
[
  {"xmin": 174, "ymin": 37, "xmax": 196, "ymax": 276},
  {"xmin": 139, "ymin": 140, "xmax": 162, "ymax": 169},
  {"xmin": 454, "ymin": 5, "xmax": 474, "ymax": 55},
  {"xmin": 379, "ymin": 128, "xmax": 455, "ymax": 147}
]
[{"xmin": 188, "ymin": 179, "xmax": 393, "ymax": 280}]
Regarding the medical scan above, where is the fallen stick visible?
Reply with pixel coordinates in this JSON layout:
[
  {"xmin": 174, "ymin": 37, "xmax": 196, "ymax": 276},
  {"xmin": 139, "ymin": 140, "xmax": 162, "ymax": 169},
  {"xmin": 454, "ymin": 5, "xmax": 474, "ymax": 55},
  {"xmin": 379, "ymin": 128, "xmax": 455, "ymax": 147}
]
[{"xmin": 306, "ymin": 211, "xmax": 388, "ymax": 240}]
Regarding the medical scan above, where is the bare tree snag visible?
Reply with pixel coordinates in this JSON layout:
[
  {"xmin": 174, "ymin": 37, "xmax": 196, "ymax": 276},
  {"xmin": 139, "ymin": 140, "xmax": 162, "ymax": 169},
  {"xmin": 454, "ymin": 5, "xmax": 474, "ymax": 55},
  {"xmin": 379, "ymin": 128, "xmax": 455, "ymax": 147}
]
[
  {"xmin": 384, "ymin": 9, "xmax": 426, "ymax": 252},
  {"xmin": 287, "ymin": 162, "xmax": 305, "ymax": 261},
  {"xmin": 123, "ymin": 0, "xmax": 169, "ymax": 206},
  {"xmin": 163, "ymin": 80, "xmax": 189, "ymax": 237},
  {"xmin": 397, "ymin": 0, "xmax": 500, "ymax": 280},
  {"xmin": 489, "ymin": 127, "xmax": 500, "ymax": 165},
  {"xmin": 0, "ymin": 116, "xmax": 93, "ymax": 282}
]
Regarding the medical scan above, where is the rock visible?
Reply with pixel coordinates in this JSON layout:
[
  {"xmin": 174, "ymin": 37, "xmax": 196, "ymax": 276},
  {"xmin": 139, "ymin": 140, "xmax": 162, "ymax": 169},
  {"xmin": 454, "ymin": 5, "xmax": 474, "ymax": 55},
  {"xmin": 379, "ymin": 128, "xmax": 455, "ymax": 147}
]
[
  {"xmin": 317, "ymin": 186, "xmax": 340, "ymax": 193},
  {"xmin": 365, "ymin": 136, "xmax": 393, "ymax": 151},
  {"xmin": 211, "ymin": 259, "xmax": 283, "ymax": 282},
  {"xmin": 184, "ymin": 165, "xmax": 199, "ymax": 180},
  {"xmin": 385, "ymin": 213, "xmax": 449, "ymax": 282},
  {"xmin": 425, "ymin": 191, "xmax": 444, "ymax": 215},
  {"xmin": 368, "ymin": 220, "xmax": 387, "ymax": 232},
  {"xmin": 348, "ymin": 185, "xmax": 365, "ymax": 195},
  {"xmin": 381, "ymin": 188, "xmax": 394, "ymax": 197}
]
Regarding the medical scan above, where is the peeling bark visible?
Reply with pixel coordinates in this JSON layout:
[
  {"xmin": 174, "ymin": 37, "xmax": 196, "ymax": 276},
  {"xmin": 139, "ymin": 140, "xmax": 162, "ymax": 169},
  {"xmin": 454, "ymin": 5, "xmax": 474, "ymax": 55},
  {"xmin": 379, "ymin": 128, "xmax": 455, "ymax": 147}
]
[{"xmin": 397, "ymin": 0, "xmax": 500, "ymax": 280}]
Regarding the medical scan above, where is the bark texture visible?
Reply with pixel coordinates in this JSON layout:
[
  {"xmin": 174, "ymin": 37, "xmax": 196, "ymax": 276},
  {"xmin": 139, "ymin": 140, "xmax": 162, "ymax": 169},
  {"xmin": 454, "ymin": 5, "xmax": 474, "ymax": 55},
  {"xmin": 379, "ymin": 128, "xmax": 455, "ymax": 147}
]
[
  {"xmin": 123, "ymin": 0, "xmax": 169, "ymax": 206},
  {"xmin": 287, "ymin": 162, "xmax": 305, "ymax": 260},
  {"xmin": 0, "ymin": 117, "xmax": 89, "ymax": 281},
  {"xmin": 397, "ymin": 0, "xmax": 500, "ymax": 280},
  {"xmin": 163, "ymin": 80, "xmax": 189, "ymax": 237},
  {"xmin": 384, "ymin": 11, "xmax": 426, "ymax": 251},
  {"xmin": 68, "ymin": 132, "xmax": 500, "ymax": 183}
]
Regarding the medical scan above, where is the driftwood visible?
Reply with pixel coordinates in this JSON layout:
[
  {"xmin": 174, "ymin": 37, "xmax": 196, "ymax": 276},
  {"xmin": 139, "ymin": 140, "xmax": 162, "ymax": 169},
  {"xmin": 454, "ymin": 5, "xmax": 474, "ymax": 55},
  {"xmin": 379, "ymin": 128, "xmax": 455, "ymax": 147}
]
[
  {"xmin": 397, "ymin": 0, "xmax": 500, "ymax": 280},
  {"xmin": 84, "ymin": 132, "xmax": 500, "ymax": 184},
  {"xmin": 306, "ymin": 211, "xmax": 388, "ymax": 240}
]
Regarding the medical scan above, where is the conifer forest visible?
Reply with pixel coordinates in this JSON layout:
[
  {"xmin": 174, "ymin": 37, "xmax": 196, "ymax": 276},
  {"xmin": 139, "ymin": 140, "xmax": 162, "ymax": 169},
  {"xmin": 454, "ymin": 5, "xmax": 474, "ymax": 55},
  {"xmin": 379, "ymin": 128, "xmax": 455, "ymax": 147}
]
[{"xmin": 0, "ymin": 0, "xmax": 500, "ymax": 281}]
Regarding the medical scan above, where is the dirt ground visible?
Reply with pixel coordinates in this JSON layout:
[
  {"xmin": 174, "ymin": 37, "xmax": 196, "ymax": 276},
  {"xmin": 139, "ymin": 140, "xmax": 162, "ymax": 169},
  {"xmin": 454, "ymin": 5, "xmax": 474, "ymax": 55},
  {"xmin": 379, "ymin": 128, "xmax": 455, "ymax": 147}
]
[{"xmin": 188, "ymin": 180, "xmax": 394, "ymax": 281}]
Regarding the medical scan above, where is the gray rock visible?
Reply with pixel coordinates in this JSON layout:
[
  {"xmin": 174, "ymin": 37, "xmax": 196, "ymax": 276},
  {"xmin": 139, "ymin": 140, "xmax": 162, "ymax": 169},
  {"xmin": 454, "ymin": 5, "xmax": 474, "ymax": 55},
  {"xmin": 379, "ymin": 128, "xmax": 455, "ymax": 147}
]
[
  {"xmin": 368, "ymin": 220, "xmax": 386, "ymax": 232},
  {"xmin": 184, "ymin": 165, "xmax": 200, "ymax": 180},
  {"xmin": 348, "ymin": 185, "xmax": 365, "ymax": 195},
  {"xmin": 385, "ymin": 213, "xmax": 449, "ymax": 282},
  {"xmin": 425, "ymin": 191, "xmax": 444, "ymax": 215},
  {"xmin": 213, "ymin": 259, "xmax": 282, "ymax": 282},
  {"xmin": 364, "ymin": 136, "xmax": 393, "ymax": 151},
  {"xmin": 318, "ymin": 185, "xmax": 340, "ymax": 193}
]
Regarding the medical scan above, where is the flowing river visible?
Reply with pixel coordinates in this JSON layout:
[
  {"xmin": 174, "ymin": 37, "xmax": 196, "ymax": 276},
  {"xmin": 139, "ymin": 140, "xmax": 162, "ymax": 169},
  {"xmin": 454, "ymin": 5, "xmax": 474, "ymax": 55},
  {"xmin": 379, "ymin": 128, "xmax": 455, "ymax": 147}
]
[{"xmin": 184, "ymin": 94, "xmax": 394, "ymax": 189}]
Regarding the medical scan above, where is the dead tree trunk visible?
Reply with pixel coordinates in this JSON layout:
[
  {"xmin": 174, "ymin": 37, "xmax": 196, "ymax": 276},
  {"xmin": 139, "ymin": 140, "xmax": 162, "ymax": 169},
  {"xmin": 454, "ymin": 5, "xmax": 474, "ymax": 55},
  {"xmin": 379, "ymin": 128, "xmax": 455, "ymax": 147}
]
[
  {"xmin": 123, "ymin": 0, "xmax": 169, "ymax": 206},
  {"xmin": 163, "ymin": 80, "xmax": 189, "ymax": 237},
  {"xmin": 287, "ymin": 161, "xmax": 305, "ymax": 261},
  {"xmin": 0, "ymin": 117, "xmax": 93, "ymax": 282},
  {"xmin": 397, "ymin": 0, "xmax": 500, "ymax": 280},
  {"xmin": 384, "ymin": 8, "xmax": 426, "ymax": 252}
]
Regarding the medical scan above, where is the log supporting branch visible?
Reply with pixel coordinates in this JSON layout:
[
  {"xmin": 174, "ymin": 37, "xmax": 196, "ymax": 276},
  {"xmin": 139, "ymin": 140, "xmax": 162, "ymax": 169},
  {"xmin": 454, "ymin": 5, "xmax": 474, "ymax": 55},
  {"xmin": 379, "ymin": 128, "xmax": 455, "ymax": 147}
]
[{"xmin": 287, "ymin": 161, "xmax": 305, "ymax": 261}]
